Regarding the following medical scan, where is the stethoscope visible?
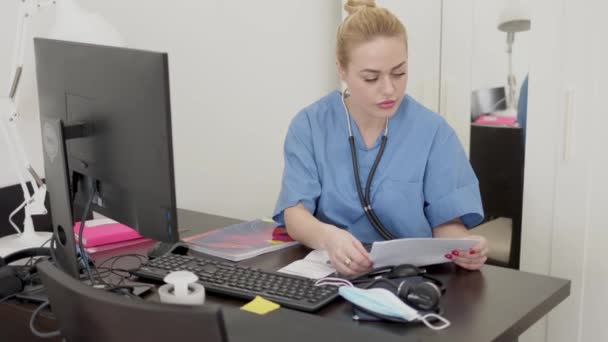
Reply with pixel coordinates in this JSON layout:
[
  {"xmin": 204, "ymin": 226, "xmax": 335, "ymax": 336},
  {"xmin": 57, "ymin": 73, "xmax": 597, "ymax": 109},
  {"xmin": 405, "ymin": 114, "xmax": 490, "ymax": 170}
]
[{"xmin": 341, "ymin": 90, "xmax": 396, "ymax": 240}]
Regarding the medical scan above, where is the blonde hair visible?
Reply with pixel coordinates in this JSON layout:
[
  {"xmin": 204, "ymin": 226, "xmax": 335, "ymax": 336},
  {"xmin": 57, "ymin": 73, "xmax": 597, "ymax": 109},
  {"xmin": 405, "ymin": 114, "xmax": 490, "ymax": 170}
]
[{"xmin": 337, "ymin": 0, "xmax": 408, "ymax": 69}]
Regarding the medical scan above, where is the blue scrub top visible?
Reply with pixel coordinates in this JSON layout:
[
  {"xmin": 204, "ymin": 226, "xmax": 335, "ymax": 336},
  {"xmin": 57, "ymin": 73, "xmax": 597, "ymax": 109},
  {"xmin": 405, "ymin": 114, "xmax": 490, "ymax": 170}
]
[
  {"xmin": 273, "ymin": 90, "xmax": 483, "ymax": 243},
  {"xmin": 517, "ymin": 75, "xmax": 529, "ymax": 144}
]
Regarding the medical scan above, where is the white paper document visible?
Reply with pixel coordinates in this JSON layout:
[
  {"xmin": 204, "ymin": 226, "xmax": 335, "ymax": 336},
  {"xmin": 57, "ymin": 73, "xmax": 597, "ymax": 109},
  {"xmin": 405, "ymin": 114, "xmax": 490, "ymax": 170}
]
[
  {"xmin": 369, "ymin": 238, "xmax": 478, "ymax": 269},
  {"xmin": 277, "ymin": 249, "xmax": 335, "ymax": 279}
]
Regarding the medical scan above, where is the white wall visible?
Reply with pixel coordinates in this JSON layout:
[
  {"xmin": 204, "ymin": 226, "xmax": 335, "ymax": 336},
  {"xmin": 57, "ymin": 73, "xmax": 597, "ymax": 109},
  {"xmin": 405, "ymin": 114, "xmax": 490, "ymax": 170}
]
[
  {"xmin": 0, "ymin": 0, "xmax": 49, "ymax": 189},
  {"xmin": 0, "ymin": 0, "xmax": 18, "ymax": 188},
  {"xmin": 0, "ymin": 0, "xmax": 341, "ymax": 220}
]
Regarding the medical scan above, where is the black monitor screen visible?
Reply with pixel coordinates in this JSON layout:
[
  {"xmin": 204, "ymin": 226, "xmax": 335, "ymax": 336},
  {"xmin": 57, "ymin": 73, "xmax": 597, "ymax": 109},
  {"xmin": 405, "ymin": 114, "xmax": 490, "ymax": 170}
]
[{"xmin": 35, "ymin": 38, "xmax": 178, "ymax": 276}]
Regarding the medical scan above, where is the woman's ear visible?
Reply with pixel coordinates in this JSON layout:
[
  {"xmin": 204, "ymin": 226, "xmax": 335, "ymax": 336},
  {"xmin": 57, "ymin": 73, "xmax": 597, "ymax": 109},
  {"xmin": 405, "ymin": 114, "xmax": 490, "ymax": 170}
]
[{"xmin": 336, "ymin": 60, "xmax": 346, "ymax": 82}]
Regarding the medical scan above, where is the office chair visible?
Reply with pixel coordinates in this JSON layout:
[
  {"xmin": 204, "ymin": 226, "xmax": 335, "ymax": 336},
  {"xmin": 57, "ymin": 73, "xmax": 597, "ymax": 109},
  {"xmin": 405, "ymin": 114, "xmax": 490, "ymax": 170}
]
[{"xmin": 36, "ymin": 261, "xmax": 228, "ymax": 342}]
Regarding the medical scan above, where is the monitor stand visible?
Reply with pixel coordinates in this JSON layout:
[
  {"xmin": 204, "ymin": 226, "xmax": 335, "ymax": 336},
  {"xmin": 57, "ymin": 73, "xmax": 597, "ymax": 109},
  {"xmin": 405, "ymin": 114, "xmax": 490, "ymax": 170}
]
[{"xmin": 41, "ymin": 118, "xmax": 82, "ymax": 278}]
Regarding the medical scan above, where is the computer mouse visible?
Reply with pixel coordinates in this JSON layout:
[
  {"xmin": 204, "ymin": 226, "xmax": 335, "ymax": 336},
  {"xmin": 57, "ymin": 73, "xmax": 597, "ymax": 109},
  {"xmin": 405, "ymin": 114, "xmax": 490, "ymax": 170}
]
[
  {"xmin": 147, "ymin": 241, "xmax": 190, "ymax": 259},
  {"xmin": 385, "ymin": 264, "xmax": 425, "ymax": 279}
]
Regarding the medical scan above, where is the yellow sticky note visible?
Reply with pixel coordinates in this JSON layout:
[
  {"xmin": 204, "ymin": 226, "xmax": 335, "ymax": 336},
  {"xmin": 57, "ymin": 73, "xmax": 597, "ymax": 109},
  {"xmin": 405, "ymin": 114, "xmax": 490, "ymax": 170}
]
[{"xmin": 240, "ymin": 296, "xmax": 280, "ymax": 315}]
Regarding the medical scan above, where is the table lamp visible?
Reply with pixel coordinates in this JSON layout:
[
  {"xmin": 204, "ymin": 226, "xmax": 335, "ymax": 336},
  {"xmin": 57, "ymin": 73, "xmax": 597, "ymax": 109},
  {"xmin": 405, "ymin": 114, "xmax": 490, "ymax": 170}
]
[
  {"xmin": 0, "ymin": 0, "xmax": 124, "ymax": 257},
  {"xmin": 497, "ymin": 1, "xmax": 531, "ymax": 111}
]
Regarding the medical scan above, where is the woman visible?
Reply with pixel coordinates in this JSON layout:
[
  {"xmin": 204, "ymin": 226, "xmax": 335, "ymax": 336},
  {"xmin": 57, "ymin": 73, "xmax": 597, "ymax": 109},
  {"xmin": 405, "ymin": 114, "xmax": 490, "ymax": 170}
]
[{"xmin": 273, "ymin": 0, "xmax": 488, "ymax": 276}]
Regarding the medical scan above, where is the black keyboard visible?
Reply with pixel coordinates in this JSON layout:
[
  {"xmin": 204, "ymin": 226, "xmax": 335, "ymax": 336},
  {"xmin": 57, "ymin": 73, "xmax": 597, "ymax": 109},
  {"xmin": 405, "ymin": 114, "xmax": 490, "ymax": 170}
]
[{"xmin": 131, "ymin": 253, "xmax": 339, "ymax": 312}]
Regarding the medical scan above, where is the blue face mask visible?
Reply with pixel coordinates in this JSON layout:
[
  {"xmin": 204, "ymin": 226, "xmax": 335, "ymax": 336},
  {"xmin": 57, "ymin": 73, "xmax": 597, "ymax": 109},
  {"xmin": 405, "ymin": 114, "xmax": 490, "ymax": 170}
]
[{"xmin": 338, "ymin": 286, "xmax": 450, "ymax": 330}]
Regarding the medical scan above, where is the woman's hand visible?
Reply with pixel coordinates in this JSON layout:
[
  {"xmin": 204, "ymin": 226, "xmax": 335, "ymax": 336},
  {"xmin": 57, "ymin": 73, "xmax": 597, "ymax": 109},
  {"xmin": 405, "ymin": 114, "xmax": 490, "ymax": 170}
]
[
  {"xmin": 448, "ymin": 235, "xmax": 488, "ymax": 270},
  {"xmin": 432, "ymin": 219, "xmax": 489, "ymax": 271},
  {"xmin": 322, "ymin": 225, "xmax": 373, "ymax": 276}
]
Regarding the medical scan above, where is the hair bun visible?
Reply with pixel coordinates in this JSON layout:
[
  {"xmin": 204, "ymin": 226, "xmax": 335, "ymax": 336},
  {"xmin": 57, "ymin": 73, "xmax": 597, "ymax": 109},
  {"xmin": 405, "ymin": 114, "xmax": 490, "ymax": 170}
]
[{"xmin": 344, "ymin": 0, "xmax": 376, "ymax": 15}]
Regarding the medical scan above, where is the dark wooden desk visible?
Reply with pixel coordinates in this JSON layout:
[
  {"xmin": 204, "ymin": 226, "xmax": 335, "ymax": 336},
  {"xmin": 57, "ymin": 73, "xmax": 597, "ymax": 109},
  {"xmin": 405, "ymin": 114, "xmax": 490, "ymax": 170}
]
[{"xmin": 1, "ymin": 209, "xmax": 570, "ymax": 341}]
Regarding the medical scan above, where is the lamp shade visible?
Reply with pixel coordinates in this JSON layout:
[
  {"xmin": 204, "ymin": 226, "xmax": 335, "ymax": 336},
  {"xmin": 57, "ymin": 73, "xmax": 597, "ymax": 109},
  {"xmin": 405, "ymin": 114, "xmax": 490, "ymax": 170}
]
[
  {"xmin": 47, "ymin": 0, "xmax": 125, "ymax": 47},
  {"xmin": 497, "ymin": 3, "xmax": 531, "ymax": 33}
]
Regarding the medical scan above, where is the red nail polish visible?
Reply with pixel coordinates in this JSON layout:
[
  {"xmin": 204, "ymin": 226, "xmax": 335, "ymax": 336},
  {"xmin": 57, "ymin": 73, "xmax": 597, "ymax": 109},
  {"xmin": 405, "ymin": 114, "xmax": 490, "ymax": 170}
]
[
  {"xmin": 445, "ymin": 254, "xmax": 453, "ymax": 259},
  {"xmin": 469, "ymin": 250, "xmax": 476, "ymax": 255},
  {"xmin": 452, "ymin": 250, "xmax": 459, "ymax": 256}
]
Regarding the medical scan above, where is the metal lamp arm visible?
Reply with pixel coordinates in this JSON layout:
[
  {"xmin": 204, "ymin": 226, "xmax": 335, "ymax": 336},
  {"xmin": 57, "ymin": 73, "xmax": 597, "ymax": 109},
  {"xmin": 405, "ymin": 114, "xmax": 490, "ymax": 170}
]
[
  {"xmin": 504, "ymin": 31, "xmax": 518, "ymax": 110},
  {"xmin": 2, "ymin": 0, "xmax": 56, "ymax": 222}
]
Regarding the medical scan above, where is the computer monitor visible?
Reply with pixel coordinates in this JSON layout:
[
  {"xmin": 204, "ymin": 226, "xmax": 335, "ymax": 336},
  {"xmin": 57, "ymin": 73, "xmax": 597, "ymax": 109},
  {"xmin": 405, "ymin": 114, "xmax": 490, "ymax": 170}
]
[
  {"xmin": 34, "ymin": 38, "xmax": 179, "ymax": 277},
  {"xmin": 471, "ymin": 86, "xmax": 507, "ymax": 121}
]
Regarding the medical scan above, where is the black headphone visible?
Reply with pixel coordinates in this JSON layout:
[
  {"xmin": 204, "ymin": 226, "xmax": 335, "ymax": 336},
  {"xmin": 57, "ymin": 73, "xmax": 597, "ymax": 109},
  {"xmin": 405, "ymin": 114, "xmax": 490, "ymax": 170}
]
[
  {"xmin": 0, "ymin": 247, "xmax": 51, "ymax": 298},
  {"xmin": 351, "ymin": 264, "xmax": 445, "ymax": 312},
  {"xmin": 395, "ymin": 277, "xmax": 443, "ymax": 311},
  {"xmin": 363, "ymin": 276, "xmax": 443, "ymax": 312}
]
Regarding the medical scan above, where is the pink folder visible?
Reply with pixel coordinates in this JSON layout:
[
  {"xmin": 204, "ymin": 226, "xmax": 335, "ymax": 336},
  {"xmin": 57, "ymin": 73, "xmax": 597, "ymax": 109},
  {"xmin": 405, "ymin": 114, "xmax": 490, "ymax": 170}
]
[
  {"xmin": 73, "ymin": 221, "xmax": 143, "ymax": 248},
  {"xmin": 84, "ymin": 237, "xmax": 154, "ymax": 255},
  {"xmin": 474, "ymin": 114, "xmax": 517, "ymax": 126}
]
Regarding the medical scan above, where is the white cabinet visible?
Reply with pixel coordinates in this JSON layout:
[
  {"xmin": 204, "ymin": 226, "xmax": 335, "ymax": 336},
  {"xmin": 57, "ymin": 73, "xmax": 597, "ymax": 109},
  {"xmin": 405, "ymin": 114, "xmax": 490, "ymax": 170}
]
[
  {"xmin": 343, "ymin": 0, "xmax": 473, "ymax": 151},
  {"xmin": 341, "ymin": 0, "xmax": 442, "ymax": 112},
  {"xmin": 520, "ymin": 0, "xmax": 608, "ymax": 341},
  {"xmin": 377, "ymin": 0, "xmax": 442, "ymax": 113},
  {"xmin": 383, "ymin": 0, "xmax": 474, "ymax": 151},
  {"xmin": 440, "ymin": 0, "xmax": 473, "ymax": 152}
]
